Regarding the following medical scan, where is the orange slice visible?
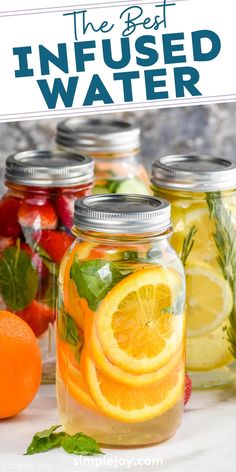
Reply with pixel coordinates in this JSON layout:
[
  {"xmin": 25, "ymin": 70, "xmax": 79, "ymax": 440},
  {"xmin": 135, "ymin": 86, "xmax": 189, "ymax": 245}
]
[
  {"xmin": 57, "ymin": 339, "xmax": 99, "ymax": 412},
  {"xmin": 59, "ymin": 241, "xmax": 95, "ymax": 329},
  {"xmin": 95, "ymin": 267, "xmax": 184, "ymax": 374},
  {"xmin": 85, "ymin": 313, "xmax": 184, "ymax": 387},
  {"xmin": 82, "ymin": 350, "xmax": 184, "ymax": 423}
]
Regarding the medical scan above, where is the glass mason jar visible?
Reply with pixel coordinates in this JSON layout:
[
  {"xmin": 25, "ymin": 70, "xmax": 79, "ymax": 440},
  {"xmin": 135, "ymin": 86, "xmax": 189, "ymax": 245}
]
[
  {"xmin": 151, "ymin": 154, "xmax": 236, "ymax": 388},
  {"xmin": 56, "ymin": 118, "xmax": 150, "ymax": 195},
  {"xmin": 0, "ymin": 150, "xmax": 94, "ymax": 383},
  {"xmin": 57, "ymin": 194, "xmax": 185, "ymax": 446}
]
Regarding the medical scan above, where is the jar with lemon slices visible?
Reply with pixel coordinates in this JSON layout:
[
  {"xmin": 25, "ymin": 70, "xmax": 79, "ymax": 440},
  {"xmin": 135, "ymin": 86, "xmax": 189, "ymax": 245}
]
[
  {"xmin": 57, "ymin": 194, "xmax": 185, "ymax": 446},
  {"xmin": 151, "ymin": 154, "xmax": 236, "ymax": 388}
]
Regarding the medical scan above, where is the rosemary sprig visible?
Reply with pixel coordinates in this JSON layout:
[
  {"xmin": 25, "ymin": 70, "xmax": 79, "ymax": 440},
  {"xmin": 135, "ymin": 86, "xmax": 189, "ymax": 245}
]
[
  {"xmin": 206, "ymin": 192, "xmax": 236, "ymax": 359},
  {"xmin": 181, "ymin": 226, "xmax": 197, "ymax": 267}
]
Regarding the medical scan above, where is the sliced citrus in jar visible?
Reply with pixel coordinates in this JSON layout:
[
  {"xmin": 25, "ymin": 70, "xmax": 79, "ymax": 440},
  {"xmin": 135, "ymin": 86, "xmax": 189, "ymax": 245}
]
[
  {"xmin": 57, "ymin": 339, "xmax": 99, "ymax": 412},
  {"xmin": 186, "ymin": 262, "xmax": 233, "ymax": 338},
  {"xmin": 59, "ymin": 241, "xmax": 96, "ymax": 329},
  {"xmin": 186, "ymin": 321, "xmax": 234, "ymax": 371},
  {"xmin": 170, "ymin": 204, "xmax": 186, "ymax": 254},
  {"xmin": 184, "ymin": 207, "xmax": 217, "ymax": 263},
  {"xmin": 95, "ymin": 267, "xmax": 184, "ymax": 374},
  {"xmin": 82, "ymin": 350, "xmax": 184, "ymax": 423},
  {"xmin": 85, "ymin": 314, "xmax": 184, "ymax": 387}
]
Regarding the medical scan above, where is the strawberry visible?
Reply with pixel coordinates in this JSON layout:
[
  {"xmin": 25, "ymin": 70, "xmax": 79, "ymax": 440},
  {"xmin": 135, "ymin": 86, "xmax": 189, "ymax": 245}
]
[
  {"xmin": 37, "ymin": 230, "xmax": 74, "ymax": 264},
  {"xmin": 184, "ymin": 373, "xmax": 192, "ymax": 405},
  {"xmin": 18, "ymin": 200, "xmax": 58, "ymax": 230},
  {"xmin": 56, "ymin": 195, "xmax": 76, "ymax": 230},
  {"xmin": 0, "ymin": 196, "xmax": 22, "ymax": 238},
  {"xmin": 21, "ymin": 242, "xmax": 48, "ymax": 279},
  {"xmin": 16, "ymin": 300, "xmax": 55, "ymax": 337}
]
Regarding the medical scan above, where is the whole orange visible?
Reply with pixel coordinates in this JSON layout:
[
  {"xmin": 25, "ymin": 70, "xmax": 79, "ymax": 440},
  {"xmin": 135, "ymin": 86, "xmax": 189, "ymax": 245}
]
[{"xmin": 0, "ymin": 310, "xmax": 42, "ymax": 419}]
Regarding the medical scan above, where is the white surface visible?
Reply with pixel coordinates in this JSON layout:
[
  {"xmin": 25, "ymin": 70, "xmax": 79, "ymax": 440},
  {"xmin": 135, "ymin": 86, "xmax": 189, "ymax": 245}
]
[{"xmin": 0, "ymin": 384, "xmax": 236, "ymax": 472}]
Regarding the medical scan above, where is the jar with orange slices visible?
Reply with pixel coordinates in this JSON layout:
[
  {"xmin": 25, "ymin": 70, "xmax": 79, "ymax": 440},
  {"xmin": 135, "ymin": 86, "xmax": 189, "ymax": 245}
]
[
  {"xmin": 151, "ymin": 154, "xmax": 236, "ymax": 388},
  {"xmin": 56, "ymin": 118, "xmax": 150, "ymax": 195},
  {"xmin": 0, "ymin": 150, "xmax": 94, "ymax": 383},
  {"xmin": 57, "ymin": 194, "xmax": 185, "ymax": 446}
]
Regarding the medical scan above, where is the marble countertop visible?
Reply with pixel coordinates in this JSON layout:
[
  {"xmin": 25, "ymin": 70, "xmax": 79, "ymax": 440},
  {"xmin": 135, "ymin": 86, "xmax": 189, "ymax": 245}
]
[{"xmin": 0, "ymin": 384, "xmax": 235, "ymax": 472}]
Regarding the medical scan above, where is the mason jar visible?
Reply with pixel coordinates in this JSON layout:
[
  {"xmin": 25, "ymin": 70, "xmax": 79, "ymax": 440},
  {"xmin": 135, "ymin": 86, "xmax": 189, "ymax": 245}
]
[
  {"xmin": 57, "ymin": 194, "xmax": 185, "ymax": 446},
  {"xmin": 0, "ymin": 150, "xmax": 94, "ymax": 383},
  {"xmin": 56, "ymin": 118, "xmax": 150, "ymax": 195},
  {"xmin": 151, "ymin": 154, "xmax": 236, "ymax": 388}
]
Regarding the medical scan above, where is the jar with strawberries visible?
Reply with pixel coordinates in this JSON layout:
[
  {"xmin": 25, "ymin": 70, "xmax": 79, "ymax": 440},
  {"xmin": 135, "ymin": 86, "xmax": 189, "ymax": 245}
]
[{"xmin": 0, "ymin": 150, "xmax": 94, "ymax": 383}]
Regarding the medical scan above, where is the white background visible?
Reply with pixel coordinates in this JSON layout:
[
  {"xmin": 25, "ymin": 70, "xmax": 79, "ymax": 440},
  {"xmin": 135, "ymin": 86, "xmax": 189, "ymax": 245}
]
[{"xmin": 0, "ymin": 0, "xmax": 235, "ymax": 121}]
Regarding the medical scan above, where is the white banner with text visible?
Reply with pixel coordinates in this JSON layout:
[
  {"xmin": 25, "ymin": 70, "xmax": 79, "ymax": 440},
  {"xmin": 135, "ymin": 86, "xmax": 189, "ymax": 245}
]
[{"xmin": 0, "ymin": 0, "xmax": 234, "ymax": 121}]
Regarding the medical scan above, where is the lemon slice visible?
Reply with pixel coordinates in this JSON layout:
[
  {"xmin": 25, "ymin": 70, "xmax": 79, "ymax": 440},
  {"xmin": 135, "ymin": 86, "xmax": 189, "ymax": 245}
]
[
  {"xmin": 184, "ymin": 207, "xmax": 217, "ymax": 263},
  {"xmin": 185, "ymin": 262, "xmax": 233, "ymax": 338},
  {"xmin": 186, "ymin": 321, "xmax": 234, "ymax": 371},
  {"xmin": 170, "ymin": 204, "xmax": 186, "ymax": 254}
]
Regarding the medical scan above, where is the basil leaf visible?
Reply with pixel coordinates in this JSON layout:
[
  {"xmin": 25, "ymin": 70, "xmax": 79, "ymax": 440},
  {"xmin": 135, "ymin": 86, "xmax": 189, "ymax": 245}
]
[
  {"xmin": 36, "ymin": 246, "xmax": 59, "ymax": 277},
  {"xmin": 123, "ymin": 250, "xmax": 140, "ymax": 261},
  {"xmin": 70, "ymin": 259, "xmax": 131, "ymax": 311},
  {"xmin": 58, "ymin": 308, "xmax": 83, "ymax": 349},
  {"xmin": 36, "ymin": 425, "xmax": 62, "ymax": 439},
  {"xmin": 61, "ymin": 433, "xmax": 102, "ymax": 456},
  {"xmin": 0, "ymin": 245, "xmax": 39, "ymax": 311},
  {"xmin": 25, "ymin": 426, "xmax": 65, "ymax": 455}
]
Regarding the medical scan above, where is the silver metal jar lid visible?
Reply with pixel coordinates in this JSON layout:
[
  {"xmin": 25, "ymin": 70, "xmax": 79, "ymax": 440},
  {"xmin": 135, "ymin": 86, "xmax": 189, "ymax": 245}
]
[
  {"xmin": 151, "ymin": 154, "xmax": 236, "ymax": 192},
  {"xmin": 56, "ymin": 118, "xmax": 140, "ymax": 154},
  {"xmin": 74, "ymin": 194, "xmax": 171, "ymax": 235},
  {"xmin": 5, "ymin": 150, "xmax": 94, "ymax": 188}
]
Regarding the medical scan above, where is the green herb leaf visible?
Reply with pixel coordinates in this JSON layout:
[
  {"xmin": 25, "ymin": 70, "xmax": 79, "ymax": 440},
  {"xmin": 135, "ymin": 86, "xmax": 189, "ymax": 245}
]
[
  {"xmin": 106, "ymin": 179, "xmax": 120, "ymax": 193},
  {"xmin": 25, "ymin": 425, "xmax": 65, "ymax": 455},
  {"xmin": 181, "ymin": 225, "xmax": 197, "ymax": 267},
  {"xmin": 70, "ymin": 259, "xmax": 132, "ymax": 311},
  {"xmin": 92, "ymin": 178, "xmax": 120, "ymax": 195},
  {"xmin": 25, "ymin": 427, "xmax": 104, "ymax": 457},
  {"xmin": 123, "ymin": 250, "xmax": 140, "ymax": 261},
  {"xmin": 36, "ymin": 246, "xmax": 59, "ymax": 277},
  {"xmin": 36, "ymin": 425, "xmax": 62, "ymax": 439},
  {"xmin": 61, "ymin": 433, "xmax": 102, "ymax": 456},
  {"xmin": 206, "ymin": 192, "xmax": 236, "ymax": 358},
  {"xmin": 0, "ymin": 245, "xmax": 39, "ymax": 311},
  {"xmin": 58, "ymin": 308, "xmax": 83, "ymax": 348}
]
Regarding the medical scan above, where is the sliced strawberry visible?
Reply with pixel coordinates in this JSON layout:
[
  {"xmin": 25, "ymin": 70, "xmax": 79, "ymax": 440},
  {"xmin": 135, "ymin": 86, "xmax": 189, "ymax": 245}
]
[
  {"xmin": 16, "ymin": 300, "xmax": 55, "ymax": 337},
  {"xmin": 21, "ymin": 242, "xmax": 49, "ymax": 279},
  {"xmin": 56, "ymin": 195, "xmax": 76, "ymax": 230},
  {"xmin": 18, "ymin": 200, "xmax": 58, "ymax": 230},
  {"xmin": 184, "ymin": 373, "xmax": 192, "ymax": 405},
  {"xmin": 37, "ymin": 230, "xmax": 74, "ymax": 264},
  {"xmin": 0, "ymin": 196, "xmax": 22, "ymax": 238}
]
